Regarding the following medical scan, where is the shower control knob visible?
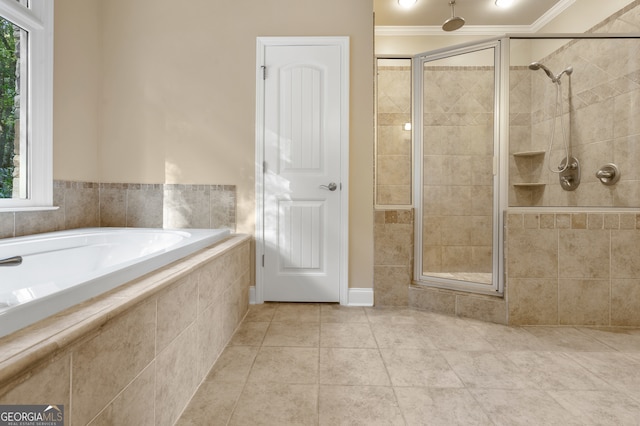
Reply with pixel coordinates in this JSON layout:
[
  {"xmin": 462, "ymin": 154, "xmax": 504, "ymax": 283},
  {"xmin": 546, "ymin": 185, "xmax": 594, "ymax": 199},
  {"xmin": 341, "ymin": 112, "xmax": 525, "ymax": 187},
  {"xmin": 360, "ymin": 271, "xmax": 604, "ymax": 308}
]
[
  {"xmin": 559, "ymin": 156, "xmax": 580, "ymax": 191},
  {"xmin": 595, "ymin": 163, "xmax": 620, "ymax": 185},
  {"xmin": 559, "ymin": 161, "xmax": 577, "ymax": 170}
]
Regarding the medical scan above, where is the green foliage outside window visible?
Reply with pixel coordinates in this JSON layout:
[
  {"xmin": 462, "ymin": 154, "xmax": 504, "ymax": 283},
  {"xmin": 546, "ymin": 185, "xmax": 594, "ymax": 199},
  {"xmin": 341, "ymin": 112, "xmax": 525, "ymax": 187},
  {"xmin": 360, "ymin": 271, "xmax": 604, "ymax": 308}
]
[{"xmin": 0, "ymin": 17, "xmax": 17, "ymax": 198}]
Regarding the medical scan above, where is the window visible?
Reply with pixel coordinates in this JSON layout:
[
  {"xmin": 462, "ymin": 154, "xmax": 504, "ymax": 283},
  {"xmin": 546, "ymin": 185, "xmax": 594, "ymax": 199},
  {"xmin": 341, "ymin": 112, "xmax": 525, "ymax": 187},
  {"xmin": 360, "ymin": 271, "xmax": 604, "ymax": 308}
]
[{"xmin": 0, "ymin": 0, "xmax": 52, "ymax": 210}]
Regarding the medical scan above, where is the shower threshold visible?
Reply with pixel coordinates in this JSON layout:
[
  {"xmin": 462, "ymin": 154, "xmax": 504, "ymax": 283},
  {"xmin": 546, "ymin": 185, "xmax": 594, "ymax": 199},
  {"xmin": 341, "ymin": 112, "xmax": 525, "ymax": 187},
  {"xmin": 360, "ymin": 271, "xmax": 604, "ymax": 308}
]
[{"xmin": 423, "ymin": 272, "xmax": 492, "ymax": 285}]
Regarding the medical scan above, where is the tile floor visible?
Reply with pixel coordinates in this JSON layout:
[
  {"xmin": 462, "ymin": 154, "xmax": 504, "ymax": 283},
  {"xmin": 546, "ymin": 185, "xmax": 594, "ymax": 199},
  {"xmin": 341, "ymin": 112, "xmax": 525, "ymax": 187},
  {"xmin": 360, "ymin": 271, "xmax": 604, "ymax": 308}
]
[{"xmin": 176, "ymin": 303, "xmax": 640, "ymax": 425}]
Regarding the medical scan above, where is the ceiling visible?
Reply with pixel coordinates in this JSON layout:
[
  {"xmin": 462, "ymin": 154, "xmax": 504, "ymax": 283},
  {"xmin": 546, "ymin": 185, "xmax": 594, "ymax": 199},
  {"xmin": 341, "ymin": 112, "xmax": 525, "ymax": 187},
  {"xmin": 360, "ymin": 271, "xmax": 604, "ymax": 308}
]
[{"xmin": 374, "ymin": 0, "xmax": 568, "ymax": 29}]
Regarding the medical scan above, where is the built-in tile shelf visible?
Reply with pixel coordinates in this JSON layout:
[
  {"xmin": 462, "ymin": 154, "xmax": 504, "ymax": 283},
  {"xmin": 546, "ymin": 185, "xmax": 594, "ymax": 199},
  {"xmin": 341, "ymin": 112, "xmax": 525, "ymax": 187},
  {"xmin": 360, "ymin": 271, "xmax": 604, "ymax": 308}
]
[
  {"xmin": 512, "ymin": 151, "xmax": 546, "ymax": 189},
  {"xmin": 512, "ymin": 150, "xmax": 545, "ymax": 157}
]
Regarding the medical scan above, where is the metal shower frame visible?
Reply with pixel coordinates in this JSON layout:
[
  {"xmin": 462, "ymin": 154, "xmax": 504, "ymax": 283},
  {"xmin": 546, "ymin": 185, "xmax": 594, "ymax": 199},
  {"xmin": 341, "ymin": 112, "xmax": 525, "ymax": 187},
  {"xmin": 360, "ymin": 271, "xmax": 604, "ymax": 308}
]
[{"xmin": 411, "ymin": 33, "xmax": 640, "ymax": 297}]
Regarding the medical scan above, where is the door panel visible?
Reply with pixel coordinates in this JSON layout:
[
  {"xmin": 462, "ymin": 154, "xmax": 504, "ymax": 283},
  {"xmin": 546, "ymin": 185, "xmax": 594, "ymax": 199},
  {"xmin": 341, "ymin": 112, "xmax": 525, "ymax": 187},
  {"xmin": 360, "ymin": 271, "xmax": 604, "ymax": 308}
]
[
  {"xmin": 414, "ymin": 40, "xmax": 503, "ymax": 295},
  {"xmin": 280, "ymin": 66, "xmax": 322, "ymax": 171},
  {"xmin": 261, "ymin": 43, "xmax": 344, "ymax": 302},
  {"xmin": 278, "ymin": 200, "xmax": 323, "ymax": 271}
]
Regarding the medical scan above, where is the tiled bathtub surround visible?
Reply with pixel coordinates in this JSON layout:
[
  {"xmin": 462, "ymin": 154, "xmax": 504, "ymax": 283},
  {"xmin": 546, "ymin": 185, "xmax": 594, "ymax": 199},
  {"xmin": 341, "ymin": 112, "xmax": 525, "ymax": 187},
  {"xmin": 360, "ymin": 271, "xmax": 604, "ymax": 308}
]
[
  {"xmin": 507, "ymin": 212, "xmax": 640, "ymax": 326},
  {"xmin": 99, "ymin": 182, "xmax": 164, "ymax": 228},
  {"xmin": 163, "ymin": 184, "xmax": 236, "ymax": 230},
  {"xmin": 100, "ymin": 183, "xmax": 236, "ymax": 229},
  {"xmin": 0, "ymin": 234, "xmax": 251, "ymax": 426},
  {"xmin": 0, "ymin": 180, "xmax": 236, "ymax": 239},
  {"xmin": 0, "ymin": 181, "xmax": 100, "ymax": 238}
]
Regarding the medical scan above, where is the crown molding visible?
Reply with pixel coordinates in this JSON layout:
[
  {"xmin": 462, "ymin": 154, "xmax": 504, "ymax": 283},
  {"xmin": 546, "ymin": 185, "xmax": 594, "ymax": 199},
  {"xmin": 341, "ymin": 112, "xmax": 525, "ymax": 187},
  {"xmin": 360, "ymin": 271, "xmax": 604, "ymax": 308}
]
[
  {"xmin": 375, "ymin": 0, "xmax": 576, "ymax": 36},
  {"xmin": 530, "ymin": 0, "xmax": 576, "ymax": 32},
  {"xmin": 375, "ymin": 25, "xmax": 526, "ymax": 36}
]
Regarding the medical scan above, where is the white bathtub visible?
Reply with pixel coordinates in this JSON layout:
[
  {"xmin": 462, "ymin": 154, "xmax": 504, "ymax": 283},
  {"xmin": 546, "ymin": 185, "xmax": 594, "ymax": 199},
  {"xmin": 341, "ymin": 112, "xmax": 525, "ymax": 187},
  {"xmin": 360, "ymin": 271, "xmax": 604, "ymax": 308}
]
[{"xmin": 0, "ymin": 227, "xmax": 230, "ymax": 337}]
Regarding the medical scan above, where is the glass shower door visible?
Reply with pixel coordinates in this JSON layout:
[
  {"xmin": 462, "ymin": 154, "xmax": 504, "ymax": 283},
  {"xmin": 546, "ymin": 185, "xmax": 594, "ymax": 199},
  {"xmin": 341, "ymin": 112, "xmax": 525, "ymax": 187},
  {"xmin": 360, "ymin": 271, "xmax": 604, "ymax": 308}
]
[{"xmin": 414, "ymin": 39, "xmax": 503, "ymax": 295}]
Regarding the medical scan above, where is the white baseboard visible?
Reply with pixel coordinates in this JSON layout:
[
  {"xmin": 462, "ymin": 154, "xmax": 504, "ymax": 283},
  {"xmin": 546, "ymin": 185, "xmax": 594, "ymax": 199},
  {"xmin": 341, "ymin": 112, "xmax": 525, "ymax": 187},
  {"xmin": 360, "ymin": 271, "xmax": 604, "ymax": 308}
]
[
  {"xmin": 248, "ymin": 286, "xmax": 374, "ymax": 306},
  {"xmin": 347, "ymin": 288, "xmax": 374, "ymax": 306}
]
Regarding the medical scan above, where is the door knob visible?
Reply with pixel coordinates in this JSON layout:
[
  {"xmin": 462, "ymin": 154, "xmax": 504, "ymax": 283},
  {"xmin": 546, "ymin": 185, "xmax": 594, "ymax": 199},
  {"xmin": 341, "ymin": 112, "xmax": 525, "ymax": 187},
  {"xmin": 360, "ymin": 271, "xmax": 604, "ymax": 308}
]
[{"xmin": 320, "ymin": 182, "xmax": 338, "ymax": 191}]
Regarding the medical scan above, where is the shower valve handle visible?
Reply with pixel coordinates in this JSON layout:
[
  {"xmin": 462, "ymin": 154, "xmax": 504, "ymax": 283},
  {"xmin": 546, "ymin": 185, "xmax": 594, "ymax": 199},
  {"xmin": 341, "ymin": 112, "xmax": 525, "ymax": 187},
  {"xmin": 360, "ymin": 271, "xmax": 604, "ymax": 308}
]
[
  {"xmin": 595, "ymin": 163, "xmax": 620, "ymax": 185},
  {"xmin": 559, "ymin": 161, "xmax": 578, "ymax": 171}
]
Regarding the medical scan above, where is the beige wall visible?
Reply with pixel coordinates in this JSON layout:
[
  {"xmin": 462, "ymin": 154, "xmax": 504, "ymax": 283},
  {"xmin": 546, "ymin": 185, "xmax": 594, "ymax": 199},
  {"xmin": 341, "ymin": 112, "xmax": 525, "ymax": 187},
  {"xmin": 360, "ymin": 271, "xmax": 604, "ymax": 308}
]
[
  {"xmin": 52, "ymin": 0, "xmax": 375, "ymax": 289},
  {"xmin": 53, "ymin": 0, "xmax": 100, "ymax": 182}
]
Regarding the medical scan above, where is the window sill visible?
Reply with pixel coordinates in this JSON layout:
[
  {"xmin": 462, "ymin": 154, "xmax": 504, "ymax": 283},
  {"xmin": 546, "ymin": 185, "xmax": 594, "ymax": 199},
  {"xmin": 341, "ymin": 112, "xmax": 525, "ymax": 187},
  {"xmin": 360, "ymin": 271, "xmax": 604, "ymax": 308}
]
[{"xmin": 0, "ymin": 206, "xmax": 59, "ymax": 213}]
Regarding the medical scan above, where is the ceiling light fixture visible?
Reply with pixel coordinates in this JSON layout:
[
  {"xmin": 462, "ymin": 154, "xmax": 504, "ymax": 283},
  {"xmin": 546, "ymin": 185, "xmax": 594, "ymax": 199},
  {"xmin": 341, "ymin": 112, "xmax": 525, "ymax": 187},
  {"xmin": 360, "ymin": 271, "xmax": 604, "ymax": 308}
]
[
  {"xmin": 398, "ymin": 0, "xmax": 418, "ymax": 9},
  {"xmin": 495, "ymin": 0, "xmax": 515, "ymax": 8}
]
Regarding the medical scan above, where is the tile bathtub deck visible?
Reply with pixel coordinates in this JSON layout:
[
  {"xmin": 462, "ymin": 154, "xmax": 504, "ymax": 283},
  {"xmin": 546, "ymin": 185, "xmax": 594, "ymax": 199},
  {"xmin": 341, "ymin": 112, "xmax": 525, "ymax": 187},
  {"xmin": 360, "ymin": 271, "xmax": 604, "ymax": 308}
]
[{"xmin": 176, "ymin": 304, "xmax": 640, "ymax": 425}]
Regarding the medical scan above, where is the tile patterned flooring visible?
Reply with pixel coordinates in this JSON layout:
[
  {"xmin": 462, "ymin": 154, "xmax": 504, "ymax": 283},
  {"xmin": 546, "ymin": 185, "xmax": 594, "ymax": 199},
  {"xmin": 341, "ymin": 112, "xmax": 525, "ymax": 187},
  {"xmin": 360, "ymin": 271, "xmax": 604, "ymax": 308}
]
[{"xmin": 176, "ymin": 304, "xmax": 640, "ymax": 425}]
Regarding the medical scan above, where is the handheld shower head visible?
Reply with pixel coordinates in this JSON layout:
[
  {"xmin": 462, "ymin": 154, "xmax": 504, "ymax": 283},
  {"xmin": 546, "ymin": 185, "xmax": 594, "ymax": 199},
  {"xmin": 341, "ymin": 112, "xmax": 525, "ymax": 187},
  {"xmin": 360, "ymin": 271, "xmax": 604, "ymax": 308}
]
[
  {"xmin": 529, "ymin": 62, "xmax": 574, "ymax": 83},
  {"xmin": 529, "ymin": 62, "xmax": 556, "ymax": 82},
  {"xmin": 556, "ymin": 66, "xmax": 573, "ymax": 81}
]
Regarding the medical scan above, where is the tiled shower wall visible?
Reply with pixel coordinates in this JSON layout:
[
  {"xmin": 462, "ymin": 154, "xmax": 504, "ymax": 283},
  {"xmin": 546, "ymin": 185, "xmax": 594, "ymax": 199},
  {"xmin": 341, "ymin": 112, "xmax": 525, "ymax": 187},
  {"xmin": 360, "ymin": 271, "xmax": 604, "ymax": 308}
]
[
  {"xmin": 422, "ymin": 66, "xmax": 494, "ymax": 274},
  {"xmin": 0, "ymin": 180, "xmax": 236, "ymax": 239},
  {"xmin": 374, "ymin": 209, "xmax": 413, "ymax": 306},
  {"xmin": 373, "ymin": 209, "xmax": 507, "ymax": 324},
  {"xmin": 505, "ymin": 2, "xmax": 640, "ymax": 326},
  {"xmin": 509, "ymin": 67, "xmax": 538, "ymax": 205},
  {"xmin": 376, "ymin": 64, "xmax": 412, "ymax": 205},
  {"xmin": 510, "ymin": 5, "xmax": 640, "ymax": 207},
  {"xmin": 507, "ymin": 212, "xmax": 640, "ymax": 326}
]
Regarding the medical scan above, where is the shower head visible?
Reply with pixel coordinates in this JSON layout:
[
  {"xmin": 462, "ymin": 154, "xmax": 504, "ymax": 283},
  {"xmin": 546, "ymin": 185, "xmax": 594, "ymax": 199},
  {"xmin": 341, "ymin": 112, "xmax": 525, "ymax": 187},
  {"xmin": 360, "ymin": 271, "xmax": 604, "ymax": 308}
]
[
  {"xmin": 527, "ymin": 62, "xmax": 542, "ymax": 71},
  {"xmin": 528, "ymin": 62, "xmax": 556, "ymax": 82},
  {"xmin": 556, "ymin": 66, "xmax": 573, "ymax": 81},
  {"xmin": 442, "ymin": 1, "xmax": 465, "ymax": 32},
  {"xmin": 529, "ymin": 62, "xmax": 574, "ymax": 83}
]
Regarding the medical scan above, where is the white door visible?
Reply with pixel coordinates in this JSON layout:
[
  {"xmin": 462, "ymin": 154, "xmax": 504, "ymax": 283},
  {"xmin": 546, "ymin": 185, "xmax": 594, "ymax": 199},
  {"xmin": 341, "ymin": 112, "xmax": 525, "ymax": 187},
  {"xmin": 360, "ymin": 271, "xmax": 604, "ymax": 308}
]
[{"xmin": 256, "ymin": 37, "xmax": 349, "ymax": 302}]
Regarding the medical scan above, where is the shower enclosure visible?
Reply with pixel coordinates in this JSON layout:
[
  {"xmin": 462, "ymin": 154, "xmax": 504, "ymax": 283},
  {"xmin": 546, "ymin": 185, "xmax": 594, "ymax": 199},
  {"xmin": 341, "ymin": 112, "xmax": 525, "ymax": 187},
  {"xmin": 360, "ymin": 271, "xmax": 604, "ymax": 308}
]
[
  {"xmin": 405, "ymin": 34, "xmax": 640, "ymax": 296},
  {"xmin": 413, "ymin": 38, "xmax": 504, "ymax": 295}
]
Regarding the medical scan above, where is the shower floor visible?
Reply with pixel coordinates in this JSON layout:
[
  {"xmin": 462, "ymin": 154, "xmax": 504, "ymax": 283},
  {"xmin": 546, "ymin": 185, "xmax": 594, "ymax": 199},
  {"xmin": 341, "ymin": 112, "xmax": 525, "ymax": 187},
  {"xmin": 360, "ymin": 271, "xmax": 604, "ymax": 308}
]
[{"xmin": 423, "ymin": 272, "xmax": 493, "ymax": 285}]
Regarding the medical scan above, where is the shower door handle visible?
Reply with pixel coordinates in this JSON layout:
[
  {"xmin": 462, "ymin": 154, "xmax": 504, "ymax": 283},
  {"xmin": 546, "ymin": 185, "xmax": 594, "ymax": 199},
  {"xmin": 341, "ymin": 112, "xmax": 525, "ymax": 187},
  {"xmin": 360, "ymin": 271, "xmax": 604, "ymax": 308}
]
[{"xmin": 320, "ymin": 182, "xmax": 338, "ymax": 191}]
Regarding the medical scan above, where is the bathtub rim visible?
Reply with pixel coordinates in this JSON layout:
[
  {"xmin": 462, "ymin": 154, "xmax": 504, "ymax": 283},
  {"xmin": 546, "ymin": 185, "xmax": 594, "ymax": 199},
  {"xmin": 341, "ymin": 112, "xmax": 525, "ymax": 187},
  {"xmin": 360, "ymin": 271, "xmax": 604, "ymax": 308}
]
[
  {"xmin": 0, "ymin": 227, "xmax": 231, "ymax": 338},
  {"xmin": 0, "ymin": 233, "xmax": 250, "ymax": 387}
]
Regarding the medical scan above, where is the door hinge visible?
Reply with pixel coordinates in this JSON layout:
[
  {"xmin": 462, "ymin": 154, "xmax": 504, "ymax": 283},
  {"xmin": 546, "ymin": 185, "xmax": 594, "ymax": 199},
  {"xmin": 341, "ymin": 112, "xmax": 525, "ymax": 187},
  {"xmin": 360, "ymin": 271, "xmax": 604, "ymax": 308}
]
[
  {"xmin": 261, "ymin": 65, "xmax": 266, "ymax": 80},
  {"xmin": 263, "ymin": 161, "xmax": 267, "ymax": 174},
  {"xmin": 262, "ymin": 254, "xmax": 265, "ymax": 267}
]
